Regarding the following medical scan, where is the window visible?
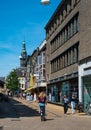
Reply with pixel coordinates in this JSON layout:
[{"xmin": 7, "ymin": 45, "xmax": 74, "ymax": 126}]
[{"xmin": 76, "ymin": 16, "xmax": 79, "ymax": 32}]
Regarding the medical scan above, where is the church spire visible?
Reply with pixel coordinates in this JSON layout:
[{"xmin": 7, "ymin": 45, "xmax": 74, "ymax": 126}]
[
  {"xmin": 21, "ymin": 40, "xmax": 27, "ymax": 57},
  {"xmin": 19, "ymin": 40, "xmax": 27, "ymax": 67}
]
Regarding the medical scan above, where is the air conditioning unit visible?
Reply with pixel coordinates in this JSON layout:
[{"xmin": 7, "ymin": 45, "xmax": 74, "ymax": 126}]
[{"xmin": 41, "ymin": 0, "xmax": 50, "ymax": 5}]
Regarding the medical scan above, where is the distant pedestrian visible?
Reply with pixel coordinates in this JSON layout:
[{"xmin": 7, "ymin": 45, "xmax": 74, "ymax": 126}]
[
  {"xmin": 22, "ymin": 93, "xmax": 26, "ymax": 99},
  {"xmin": 34, "ymin": 93, "xmax": 37, "ymax": 102},
  {"xmin": 70, "ymin": 95, "xmax": 76, "ymax": 114},
  {"xmin": 63, "ymin": 95, "xmax": 69, "ymax": 115}
]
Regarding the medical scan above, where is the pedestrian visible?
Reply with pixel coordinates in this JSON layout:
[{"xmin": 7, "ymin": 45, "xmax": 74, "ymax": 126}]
[
  {"xmin": 38, "ymin": 91, "xmax": 47, "ymax": 120},
  {"xmin": 34, "ymin": 92, "xmax": 37, "ymax": 102},
  {"xmin": 63, "ymin": 95, "xmax": 69, "ymax": 115},
  {"xmin": 70, "ymin": 94, "xmax": 76, "ymax": 114}
]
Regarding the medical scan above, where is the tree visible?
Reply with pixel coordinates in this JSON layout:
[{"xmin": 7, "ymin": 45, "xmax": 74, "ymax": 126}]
[{"xmin": 6, "ymin": 69, "xmax": 20, "ymax": 94}]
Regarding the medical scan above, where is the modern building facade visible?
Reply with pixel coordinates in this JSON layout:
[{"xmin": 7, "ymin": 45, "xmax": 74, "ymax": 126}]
[
  {"xmin": 27, "ymin": 40, "xmax": 47, "ymax": 94},
  {"xmin": 45, "ymin": 0, "xmax": 91, "ymax": 112},
  {"xmin": 35, "ymin": 40, "xmax": 47, "ymax": 93},
  {"xmin": 24, "ymin": 40, "xmax": 46, "ymax": 96}
]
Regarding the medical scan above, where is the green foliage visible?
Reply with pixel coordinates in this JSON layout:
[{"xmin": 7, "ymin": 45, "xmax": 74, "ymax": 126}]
[{"xmin": 6, "ymin": 69, "xmax": 20, "ymax": 93}]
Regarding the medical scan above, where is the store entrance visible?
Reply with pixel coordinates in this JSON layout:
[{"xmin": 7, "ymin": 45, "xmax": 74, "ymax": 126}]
[{"xmin": 83, "ymin": 75, "xmax": 91, "ymax": 113}]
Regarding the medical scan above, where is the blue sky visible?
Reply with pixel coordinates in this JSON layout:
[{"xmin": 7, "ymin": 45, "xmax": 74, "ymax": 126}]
[{"xmin": 0, "ymin": 0, "xmax": 61, "ymax": 77}]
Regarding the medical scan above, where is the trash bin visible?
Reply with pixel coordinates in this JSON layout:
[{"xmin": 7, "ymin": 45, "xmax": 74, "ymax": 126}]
[{"xmin": 78, "ymin": 102, "xmax": 84, "ymax": 113}]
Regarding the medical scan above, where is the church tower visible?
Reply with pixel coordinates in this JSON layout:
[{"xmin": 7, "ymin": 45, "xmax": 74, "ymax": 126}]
[{"xmin": 19, "ymin": 40, "xmax": 27, "ymax": 67}]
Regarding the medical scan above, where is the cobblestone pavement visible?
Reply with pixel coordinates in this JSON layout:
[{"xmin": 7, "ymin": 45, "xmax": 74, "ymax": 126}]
[{"xmin": 0, "ymin": 97, "xmax": 91, "ymax": 130}]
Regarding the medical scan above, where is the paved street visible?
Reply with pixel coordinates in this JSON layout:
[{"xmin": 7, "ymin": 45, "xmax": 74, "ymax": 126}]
[{"xmin": 0, "ymin": 97, "xmax": 91, "ymax": 130}]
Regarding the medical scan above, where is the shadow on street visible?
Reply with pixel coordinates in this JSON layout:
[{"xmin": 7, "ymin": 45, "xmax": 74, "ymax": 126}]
[
  {"xmin": 0, "ymin": 98, "xmax": 39, "ymax": 119},
  {"xmin": 0, "ymin": 126, "xmax": 3, "ymax": 130}
]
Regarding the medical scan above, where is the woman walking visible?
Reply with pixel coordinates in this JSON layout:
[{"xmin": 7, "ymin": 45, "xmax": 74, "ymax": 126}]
[{"xmin": 38, "ymin": 91, "xmax": 47, "ymax": 121}]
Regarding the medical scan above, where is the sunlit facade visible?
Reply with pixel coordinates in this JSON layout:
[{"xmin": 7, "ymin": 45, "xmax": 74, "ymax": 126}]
[
  {"xmin": 45, "ymin": 0, "xmax": 91, "ymax": 113},
  {"xmin": 33, "ymin": 40, "xmax": 47, "ymax": 93},
  {"xmin": 45, "ymin": 0, "xmax": 79, "ymax": 104}
]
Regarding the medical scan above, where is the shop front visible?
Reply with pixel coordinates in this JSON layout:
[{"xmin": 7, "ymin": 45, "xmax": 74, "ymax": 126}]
[
  {"xmin": 47, "ymin": 78, "xmax": 78, "ymax": 105},
  {"xmin": 79, "ymin": 60, "xmax": 91, "ymax": 113},
  {"xmin": 82, "ymin": 75, "xmax": 91, "ymax": 113}
]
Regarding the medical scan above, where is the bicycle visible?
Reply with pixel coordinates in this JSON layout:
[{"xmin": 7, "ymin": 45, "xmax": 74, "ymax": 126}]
[{"xmin": 40, "ymin": 106, "xmax": 46, "ymax": 121}]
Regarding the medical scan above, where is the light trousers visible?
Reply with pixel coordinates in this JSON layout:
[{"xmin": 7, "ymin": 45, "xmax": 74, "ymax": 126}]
[{"xmin": 71, "ymin": 101, "xmax": 75, "ymax": 114}]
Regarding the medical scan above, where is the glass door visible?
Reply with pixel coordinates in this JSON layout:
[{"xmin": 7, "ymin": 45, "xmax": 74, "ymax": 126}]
[{"xmin": 82, "ymin": 75, "xmax": 91, "ymax": 112}]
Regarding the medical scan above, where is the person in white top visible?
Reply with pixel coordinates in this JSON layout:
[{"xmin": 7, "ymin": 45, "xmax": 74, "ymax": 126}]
[
  {"xmin": 34, "ymin": 93, "xmax": 37, "ymax": 102},
  {"xmin": 63, "ymin": 95, "xmax": 69, "ymax": 115}
]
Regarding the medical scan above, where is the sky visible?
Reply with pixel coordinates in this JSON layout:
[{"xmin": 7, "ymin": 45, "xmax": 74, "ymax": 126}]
[{"xmin": 0, "ymin": 0, "xmax": 61, "ymax": 77}]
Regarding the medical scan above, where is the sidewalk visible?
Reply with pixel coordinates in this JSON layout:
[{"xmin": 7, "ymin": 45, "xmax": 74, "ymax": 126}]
[{"xmin": 14, "ymin": 97, "xmax": 86, "ymax": 117}]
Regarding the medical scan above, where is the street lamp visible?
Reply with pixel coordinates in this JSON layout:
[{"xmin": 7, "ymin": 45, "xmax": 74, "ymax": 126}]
[{"xmin": 41, "ymin": 0, "xmax": 50, "ymax": 5}]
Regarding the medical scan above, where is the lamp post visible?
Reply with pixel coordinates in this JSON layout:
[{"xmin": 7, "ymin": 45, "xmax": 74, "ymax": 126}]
[{"xmin": 41, "ymin": 0, "xmax": 50, "ymax": 5}]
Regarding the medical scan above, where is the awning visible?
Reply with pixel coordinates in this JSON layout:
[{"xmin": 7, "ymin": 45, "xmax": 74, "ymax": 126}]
[
  {"xmin": 32, "ymin": 83, "xmax": 46, "ymax": 89},
  {"xmin": 39, "ymin": 82, "xmax": 46, "ymax": 87},
  {"xmin": 24, "ymin": 87, "xmax": 33, "ymax": 92}
]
